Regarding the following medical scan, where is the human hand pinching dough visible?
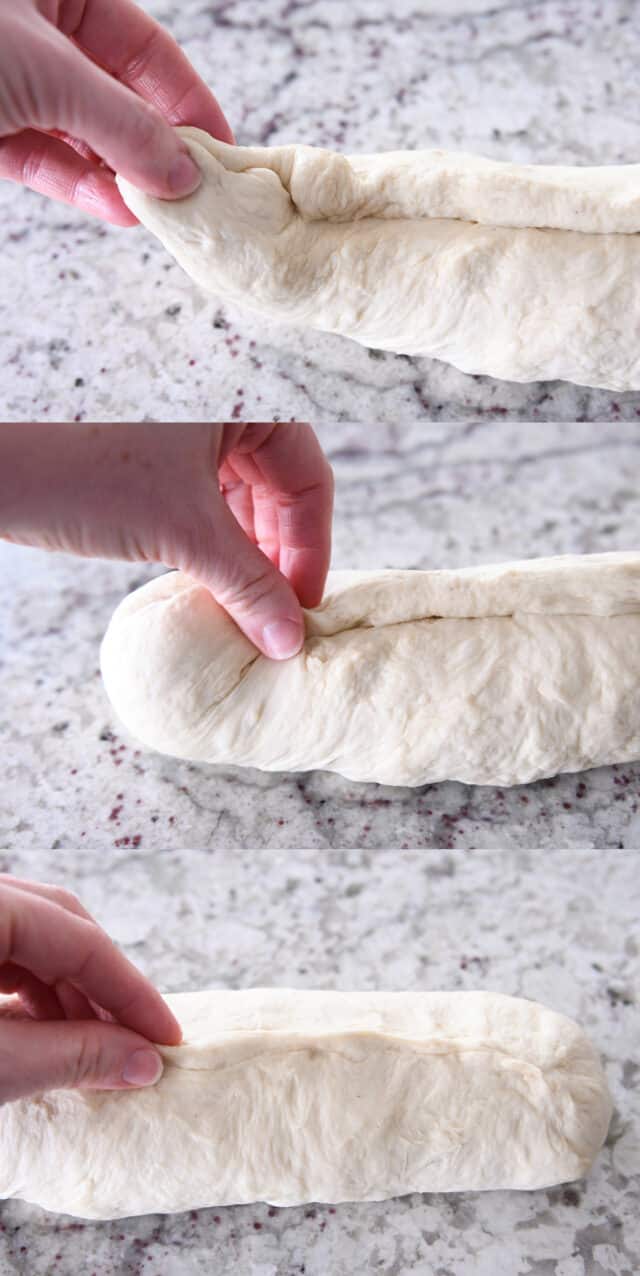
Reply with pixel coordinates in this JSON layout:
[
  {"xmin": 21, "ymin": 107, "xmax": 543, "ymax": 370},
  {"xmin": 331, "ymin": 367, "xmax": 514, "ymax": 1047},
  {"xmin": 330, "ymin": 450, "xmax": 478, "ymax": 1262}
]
[
  {"xmin": 0, "ymin": 874, "xmax": 181, "ymax": 1103},
  {"xmin": 3, "ymin": 3, "xmax": 640, "ymax": 389},
  {"xmin": 0, "ymin": 0, "xmax": 232, "ymax": 224},
  {"xmin": 0, "ymin": 422, "xmax": 334, "ymax": 660}
]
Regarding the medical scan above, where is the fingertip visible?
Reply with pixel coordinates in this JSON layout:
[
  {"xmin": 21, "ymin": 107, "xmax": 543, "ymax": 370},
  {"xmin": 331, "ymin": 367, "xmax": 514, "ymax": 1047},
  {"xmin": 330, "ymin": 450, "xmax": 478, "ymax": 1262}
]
[
  {"xmin": 160, "ymin": 1011, "xmax": 183, "ymax": 1046},
  {"xmin": 166, "ymin": 151, "xmax": 201, "ymax": 197},
  {"xmin": 121, "ymin": 1048, "xmax": 164, "ymax": 1088},
  {"xmin": 261, "ymin": 618, "xmax": 305, "ymax": 661}
]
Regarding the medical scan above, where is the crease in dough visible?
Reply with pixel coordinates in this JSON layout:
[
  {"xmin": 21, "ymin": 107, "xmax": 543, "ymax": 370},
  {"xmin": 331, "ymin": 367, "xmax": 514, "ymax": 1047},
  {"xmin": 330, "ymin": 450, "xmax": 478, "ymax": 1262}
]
[
  {"xmin": 100, "ymin": 552, "xmax": 640, "ymax": 788},
  {"xmin": 0, "ymin": 989, "xmax": 612, "ymax": 1219},
  {"xmin": 116, "ymin": 128, "xmax": 640, "ymax": 390}
]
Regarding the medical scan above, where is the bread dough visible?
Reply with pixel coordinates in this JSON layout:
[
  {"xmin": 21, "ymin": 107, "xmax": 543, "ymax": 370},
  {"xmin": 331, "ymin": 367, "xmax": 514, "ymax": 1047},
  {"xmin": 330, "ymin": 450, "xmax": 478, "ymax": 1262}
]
[
  {"xmin": 116, "ymin": 127, "xmax": 640, "ymax": 390},
  {"xmin": 100, "ymin": 552, "xmax": 640, "ymax": 788},
  {"xmin": 0, "ymin": 989, "xmax": 611, "ymax": 1219}
]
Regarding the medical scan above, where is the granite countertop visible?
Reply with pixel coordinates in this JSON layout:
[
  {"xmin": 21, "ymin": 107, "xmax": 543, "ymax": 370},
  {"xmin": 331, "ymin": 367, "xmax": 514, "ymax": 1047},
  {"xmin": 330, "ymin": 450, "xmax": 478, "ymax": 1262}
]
[
  {"xmin": 2, "ymin": 0, "xmax": 640, "ymax": 423},
  {"xmin": 2, "ymin": 420, "xmax": 640, "ymax": 851},
  {"xmin": 0, "ymin": 845, "xmax": 637, "ymax": 1275}
]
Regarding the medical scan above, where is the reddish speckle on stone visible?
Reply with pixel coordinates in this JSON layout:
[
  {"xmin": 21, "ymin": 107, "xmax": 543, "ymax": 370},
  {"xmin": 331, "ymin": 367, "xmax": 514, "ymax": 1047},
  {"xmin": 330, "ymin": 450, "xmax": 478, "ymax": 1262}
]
[
  {"xmin": 576, "ymin": 782, "xmax": 587, "ymax": 798},
  {"xmin": 268, "ymin": 1207, "xmax": 277, "ymax": 1217},
  {"xmin": 519, "ymin": 794, "xmax": 529, "ymax": 804},
  {"xmin": 253, "ymin": 1221, "xmax": 263, "ymax": 1230},
  {"xmin": 70, "ymin": 768, "xmax": 77, "ymax": 775},
  {"xmin": 132, "ymin": 834, "xmax": 142, "ymax": 848},
  {"xmin": 189, "ymin": 358, "xmax": 197, "ymax": 366},
  {"xmin": 563, "ymin": 802, "xmax": 572, "ymax": 810},
  {"xmin": 213, "ymin": 1215, "xmax": 221, "ymax": 1224}
]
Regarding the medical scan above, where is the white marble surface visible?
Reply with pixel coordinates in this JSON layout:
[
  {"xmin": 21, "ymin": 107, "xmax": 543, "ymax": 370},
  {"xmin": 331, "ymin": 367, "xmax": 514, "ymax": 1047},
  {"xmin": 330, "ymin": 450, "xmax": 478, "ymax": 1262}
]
[
  {"xmin": 0, "ymin": 846, "xmax": 637, "ymax": 1275},
  {"xmin": 2, "ymin": 1, "xmax": 640, "ymax": 422},
  {"xmin": 2, "ymin": 421, "xmax": 640, "ymax": 850}
]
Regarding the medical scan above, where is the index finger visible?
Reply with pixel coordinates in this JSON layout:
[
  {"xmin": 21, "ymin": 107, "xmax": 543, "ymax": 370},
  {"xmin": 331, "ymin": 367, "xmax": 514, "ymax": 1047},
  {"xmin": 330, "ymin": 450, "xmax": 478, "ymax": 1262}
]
[
  {"xmin": 63, "ymin": 0, "xmax": 234, "ymax": 142},
  {"xmin": 0, "ymin": 883, "xmax": 181, "ymax": 1046}
]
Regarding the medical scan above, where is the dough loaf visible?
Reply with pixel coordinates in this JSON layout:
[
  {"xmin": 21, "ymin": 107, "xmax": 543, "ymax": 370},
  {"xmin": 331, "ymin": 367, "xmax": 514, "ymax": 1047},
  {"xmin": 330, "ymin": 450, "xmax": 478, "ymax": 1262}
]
[
  {"xmin": 116, "ymin": 128, "xmax": 640, "ymax": 390},
  {"xmin": 100, "ymin": 552, "xmax": 640, "ymax": 788},
  {"xmin": 0, "ymin": 989, "xmax": 612, "ymax": 1219}
]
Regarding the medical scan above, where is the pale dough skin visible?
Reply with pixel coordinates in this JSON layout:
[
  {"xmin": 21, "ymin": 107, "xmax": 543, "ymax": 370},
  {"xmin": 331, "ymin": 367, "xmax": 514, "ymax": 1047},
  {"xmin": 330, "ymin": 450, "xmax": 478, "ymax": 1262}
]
[
  {"xmin": 116, "ymin": 127, "xmax": 640, "ymax": 390},
  {"xmin": 100, "ymin": 552, "xmax": 640, "ymax": 788},
  {"xmin": 0, "ymin": 990, "xmax": 611, "ymax": 1219}
]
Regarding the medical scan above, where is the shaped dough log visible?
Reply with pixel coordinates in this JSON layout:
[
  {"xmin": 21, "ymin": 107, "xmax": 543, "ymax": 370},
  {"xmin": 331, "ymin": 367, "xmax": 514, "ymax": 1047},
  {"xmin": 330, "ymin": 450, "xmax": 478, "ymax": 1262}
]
[
  {"xmin": 0, "ymin": 990, "xmax": 611, "ymax": 1219},
  {"xmin": 100, "ymin": 552, "xmax": 640, "ymax": 788},
  {"xmin": 116, "ymin": 128, "xmax": 640, "ymax": 390}
]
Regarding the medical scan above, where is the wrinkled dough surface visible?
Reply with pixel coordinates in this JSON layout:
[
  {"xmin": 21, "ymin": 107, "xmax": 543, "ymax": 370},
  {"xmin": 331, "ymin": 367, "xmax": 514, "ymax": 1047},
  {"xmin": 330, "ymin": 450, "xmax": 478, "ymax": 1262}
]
[
  {"xmin": 0, "ymin": 990, "xmax": 612, "ymax": 1219},
  {"xmin": 100, "ymin": 553, "xmax": 640, "ymax": 788},
  {"xmin": 116, "ymin": 128, "xmax": 640, "ymax": 390}
]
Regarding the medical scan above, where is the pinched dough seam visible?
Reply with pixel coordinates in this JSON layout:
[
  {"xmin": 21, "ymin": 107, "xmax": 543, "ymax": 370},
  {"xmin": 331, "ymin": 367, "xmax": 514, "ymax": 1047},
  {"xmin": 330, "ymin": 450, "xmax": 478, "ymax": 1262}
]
[
  {"xmin": 163, "ymin": 1038, "xmax": 569, "ymax": 1073},
  {"xmin": 204, "ymin": 150, "xmax": 640, "ymax": 237},
  {"xmin": 129, "ymin": 579, "xmax": 640, "ymax": 635}
]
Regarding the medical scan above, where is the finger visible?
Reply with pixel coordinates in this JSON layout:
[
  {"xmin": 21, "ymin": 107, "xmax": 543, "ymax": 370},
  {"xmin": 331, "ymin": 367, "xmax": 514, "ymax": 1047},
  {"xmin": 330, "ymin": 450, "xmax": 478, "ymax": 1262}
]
[
  {"xmin": 0, "ymin": 1019, "xmax": 165, "ymax": 1104},
  {"xmin": 64, "ymin": 0, "xmax": 234, "ymax": 143},
  {"xmin": 0, "ymin": 129, "xmax": 137, "ymax": 225},
  {"xmin": 221, "ymin": 451, "xmax": 279, "ymax": 568},
  {"xmin": 0, "ymin": 885, "xmax": 181, "ymax": 1046},
  {"xmin": 0, "ymin": 875, "xmax": 96, "ymax": 924},
  {"xmin": 227, "ymin": 424, "xmax": 335, "ymax": 608},
  {"xmin": 219, "ymin": 475, "xmax": 258, "ymax": 549},
  {"xmin": 20, "ymin": 19, "xmax": 203, "ymax": 200},
  {"xmin": 55, "ymin": 981, "xmax": 97, "ymax": 1022},
  {"xmin": 191, "ymin": 500, "xmax": 305, "ymax": 660},
  {"xmin": 0, "ymin": 965, "xmax": 63, "ymax": 1021},
  {"xmin": 48, "ymin": 129, "xmax": 101, "ymax": 165}
]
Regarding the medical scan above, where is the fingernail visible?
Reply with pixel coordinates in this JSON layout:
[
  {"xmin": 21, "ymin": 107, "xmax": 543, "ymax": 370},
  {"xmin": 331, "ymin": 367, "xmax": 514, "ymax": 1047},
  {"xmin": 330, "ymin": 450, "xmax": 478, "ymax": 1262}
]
[
  {"xmin": 168, "ymin": 152, "xmax": 201, "ymax": 195},
  {"xmin": 262, "ymin": 619, "xmax": 304, "ymax": 660},
  {"xmin": 122, "ymin": 1049, "xmax": 163, "ymax": 1087}
]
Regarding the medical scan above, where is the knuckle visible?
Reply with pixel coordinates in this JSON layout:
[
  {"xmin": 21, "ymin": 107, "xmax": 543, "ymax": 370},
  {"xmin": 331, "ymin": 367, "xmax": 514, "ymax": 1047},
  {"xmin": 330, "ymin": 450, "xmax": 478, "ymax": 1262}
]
[
  {"xmin": 48, "ymin": 884, "xmax": 83, "ymax": 913},
  {"xmin": 71, "ymin": 1030, "xmax": 100, "ymax": 1086},
  {"xmin": 219, "ymin": 566, "xmax": 279, "ymax": 612}
]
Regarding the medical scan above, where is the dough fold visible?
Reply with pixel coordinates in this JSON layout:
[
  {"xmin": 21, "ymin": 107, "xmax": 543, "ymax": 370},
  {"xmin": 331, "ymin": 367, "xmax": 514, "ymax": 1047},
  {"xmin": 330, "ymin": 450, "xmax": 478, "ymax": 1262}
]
[
  {"xmin": 116, "ymin": 128, "xmax": 640, "ymax": 389},
  {"xmin": 100, "ymin": 552, "xmax": 640, "ymax": 788},
  {"xmin": 0, "ymin": 990, "xmax": 612, "ymax": 1219}
]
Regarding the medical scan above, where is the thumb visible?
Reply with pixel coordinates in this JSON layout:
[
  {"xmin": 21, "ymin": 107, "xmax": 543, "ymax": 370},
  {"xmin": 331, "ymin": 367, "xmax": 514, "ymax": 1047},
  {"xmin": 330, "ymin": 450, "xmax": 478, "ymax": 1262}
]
[
  {"xmin": 0, "ymin": 1019, "xmax": 164, "ymax": 1104},
  {"xmin": 28, "ymin": 21, "xmax": 201, "ymax": 200},
  {"xmin": 191, "ymin": 502, "xmax": 306, "ymax": 661}
]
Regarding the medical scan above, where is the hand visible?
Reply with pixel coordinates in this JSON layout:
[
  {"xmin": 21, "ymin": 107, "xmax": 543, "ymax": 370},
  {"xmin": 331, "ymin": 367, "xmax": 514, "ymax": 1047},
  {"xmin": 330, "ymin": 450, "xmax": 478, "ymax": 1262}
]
[
  {"xmin": 0, "ymin": 0, "xmax": 233, "ymax": 225},
  {"xmin": 0, "ymin": 874, "xmax": 181, "ymax": 1104},
  {"xmin": 0, "ymin": 422, "xmax": 335, "ymax": 660}
]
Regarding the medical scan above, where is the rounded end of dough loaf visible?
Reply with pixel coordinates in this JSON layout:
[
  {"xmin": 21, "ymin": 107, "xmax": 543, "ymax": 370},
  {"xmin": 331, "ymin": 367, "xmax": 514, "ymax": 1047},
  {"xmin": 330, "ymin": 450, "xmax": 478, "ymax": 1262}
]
[{"xmin": 100, "ymin": 571, "xmax": 258, "ymax": 761}]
